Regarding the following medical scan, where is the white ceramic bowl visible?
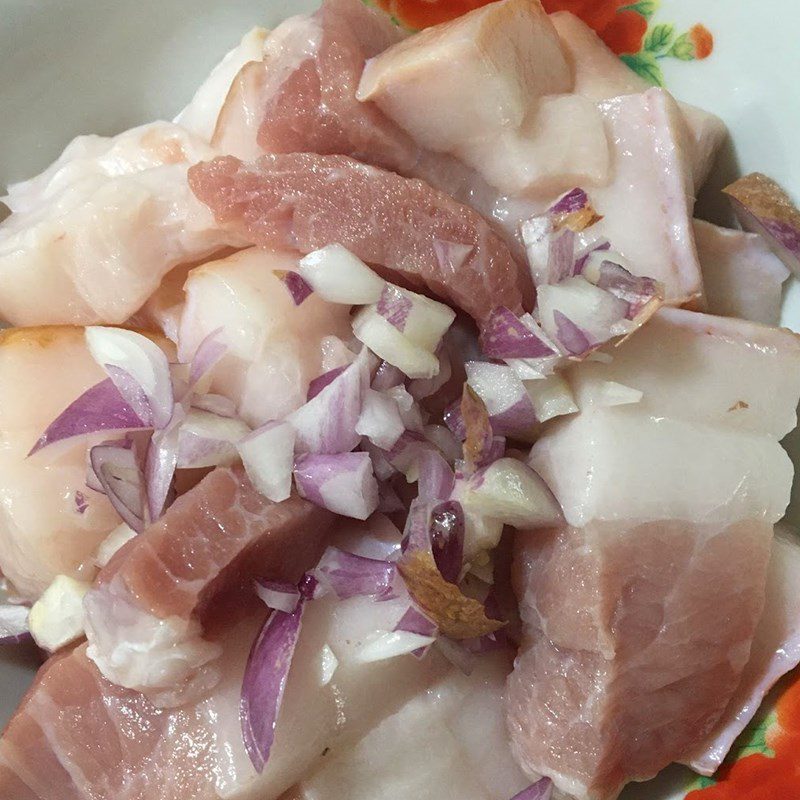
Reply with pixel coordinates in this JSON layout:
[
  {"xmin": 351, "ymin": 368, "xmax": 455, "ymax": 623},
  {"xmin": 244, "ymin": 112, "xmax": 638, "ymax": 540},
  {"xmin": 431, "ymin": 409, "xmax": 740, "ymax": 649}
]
[{"xmin": 2, "ymin": 2, "xmax": 799, "ymax": 798}]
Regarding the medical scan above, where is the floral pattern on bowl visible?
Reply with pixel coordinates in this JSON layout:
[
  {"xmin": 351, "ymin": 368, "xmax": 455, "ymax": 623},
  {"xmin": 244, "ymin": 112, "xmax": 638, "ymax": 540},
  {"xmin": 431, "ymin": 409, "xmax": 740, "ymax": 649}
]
[{"xmin": 374, "ymin": 0, "xmax": 713, "ymax": 86}]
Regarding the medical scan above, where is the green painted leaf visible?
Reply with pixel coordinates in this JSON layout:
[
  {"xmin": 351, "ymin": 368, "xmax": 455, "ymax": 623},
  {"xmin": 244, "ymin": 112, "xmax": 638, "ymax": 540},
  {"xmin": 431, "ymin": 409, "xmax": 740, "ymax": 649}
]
[
  {"xmin": 667, "ymin": 32, "xmax": 696, "ymax": 61},
  {"xmin": 697, "ymin": 776, "xmax": 717, "ymax": 789},
  {"xmin": 730, "ymin": 708, "xmax": 777, "ymax": 761},
  {"xmin": 620, "ymin": 52, "xmax": 665, "ymax": 87},
  {"xmin": 621, "ymin": 0, "xmax": 660, "ymax": 19},
  {"xmin": 644, "ymin": 23, "xmax": 675, "ymax": 54}
]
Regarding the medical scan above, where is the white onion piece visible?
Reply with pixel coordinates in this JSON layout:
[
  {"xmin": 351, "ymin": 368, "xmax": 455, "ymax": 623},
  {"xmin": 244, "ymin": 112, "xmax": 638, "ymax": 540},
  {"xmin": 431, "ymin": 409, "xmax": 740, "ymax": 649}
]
[
  {"xmin": 434, "ymin": 636, "xmax": 477, "ymax": 675},
  {"xmin": 94, "ymin": 523, "xmax": 137, "ymax": 568},
  {"xmin": 28, "ymin": 575, "xmax": 89, "ymax": 652},
  {"xmin": 417, "ymin": 449, "xmax": 455, "ymax": 501},
  {"xmin": 145, "ymin": 408, "xmax": 184, "ymax": 523},
  {"xmin": 176, "ymin": 409, "xmax": 249, "ymax": 469},
  {"xmin": 353, "ymin": 630, "xmax": 436, "ymax": 664},
  {"xmin": 238, "ymin": 421, "xmax": 296, "ymax": 503},
  {"xmin": 424, "ymin": 424, "xmax": 462, "ymax": 463},
  {"xmin": 524, "ymin": 374, "xmax": 578, "ymax": 423},
  {"xmin": 294, "ymin": 452, "xmax": 379, "ymax": 520},
  {"xmin": 383, "ymin": 431, "xmax": 432, "ymax": 480},
  {"xmin": 0, "ymin": 604, "xmax": 31, "ymax": 645},
  {"xmin": 288, "ymin": 348, "xmax": 371, "ymax": 454},
  {"xmin": 462, "ymin": 458, "xmax": 562, "ymax": 529},
  {"xmin": 408, "ymin": 347, "xmax": 452, "ymax": 400},
  {"xmin": 190, "ymin": 392, "xmax": 238, "ymax": 418},
  {"xmin": 85, "ymin": 327, "xmax": 173, "ymax": 429},
  {"xmin": 353, "ymin": 305, "xmax": 439, "ymax": 379},
  {"xmin": 433, "ymin": 239, "xmax": 474, "ymax": 275},
  {"xmin": 255, "ymin": 579, "xmax": 301, "ymax": 614},
  {"xmin": 298, "ymin": 244, "xmax": 385, "ymax": 304},
  {"xmin": 465, "ymin": 362, "xmax": 537, "ymax": 438},
  {"xmin": 372, "ymin": 360, "xmax": 406, "ymax": 391},
  {"xmin": 386, "ymin": 385, "xmax": 425, "ymax": 433},
  {"xmin": 537, "ymin": 277, "xmax": 630, "ymax": 350},
  {"xmin": 319, "ymin": 643, "xmax": 339, "ymax": 686},
  {"xmin": 187, "ymin": 327, "xmax": 227, "ymax": 390},
  {"xmin": 364, "ymin": 441, "xmax": 396, "ymax": 481},
  {"xmin": 356, "ymin": 389, "xmax": 405, "ymax": 450},
  {"xmin": 90, "ymin": 443, "xmax": 147, "ymax": 532},
  {"xmin": 376, "ymin": 284, "xmax": 456, "ymax": 351},
  {"xmin": 571, "ymin": 375, "xmax": 643, "ymax": 410},
  {"xmin": 320, "ymin": 335, "xmax": 357, "ymax": 373}
]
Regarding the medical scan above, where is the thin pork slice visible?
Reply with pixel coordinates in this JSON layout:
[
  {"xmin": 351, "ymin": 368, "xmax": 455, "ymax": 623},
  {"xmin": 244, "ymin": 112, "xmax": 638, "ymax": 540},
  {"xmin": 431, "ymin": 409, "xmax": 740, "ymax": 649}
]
[
  {"xmin": 83, "ymin": 465, "xmax": 333, "ymax": 706},
  {"xmin": 0, "ymin": 327, "xmax": 123, "ymax": 601},
  {"xmin": 290, "ymin": 652, "xmax": 531, "ymax": 800},
  {"xmin": 0, "ymin": 122, "xmax": 245, "ymax": 326},
  {"xmin": 693, "ymin": 219, "xmax": 789, "ymax": 325},
  {"xmin": 681, "ymin": 524, "xmax": 800, "ymax": 775},
  {"xmin": 550, "ymin": 11, "xmax": 726, "ymax": 191},
  {"xmin": 590, "ymin": 89, "xmax": 704, "ymax": 305},
  {"xmin": 508, "ymin": 309, "xmax": 800, "ymax": 800},
  {"xmin": 177, "ymin": 247, "xmax": 352, "ymax": 427},
  {"xmin": 356, "ymin": 0, "xmax": 608, "ymax": 197},
  {"xmin": 188, "ymin": 153, "xmax": 530, "ymax": 321}
]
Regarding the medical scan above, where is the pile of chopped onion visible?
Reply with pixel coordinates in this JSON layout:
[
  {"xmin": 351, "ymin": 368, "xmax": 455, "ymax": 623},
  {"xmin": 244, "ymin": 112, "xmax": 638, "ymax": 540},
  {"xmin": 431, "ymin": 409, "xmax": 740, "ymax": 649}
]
[{"xmin": 510, "ymin": 188, "xmax": 664, "ymax": 371}]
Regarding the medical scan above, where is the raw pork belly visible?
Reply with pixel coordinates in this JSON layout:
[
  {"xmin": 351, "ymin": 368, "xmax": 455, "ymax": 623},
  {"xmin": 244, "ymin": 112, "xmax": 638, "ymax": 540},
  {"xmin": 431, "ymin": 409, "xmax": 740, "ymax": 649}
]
[{"xmin": 508, "ymin": 309, "xmax": 800, "ymax": 799}]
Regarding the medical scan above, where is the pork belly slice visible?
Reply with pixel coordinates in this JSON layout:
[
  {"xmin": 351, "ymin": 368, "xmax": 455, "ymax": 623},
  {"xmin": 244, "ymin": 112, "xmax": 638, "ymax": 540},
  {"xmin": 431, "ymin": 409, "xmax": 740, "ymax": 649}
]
[
  {"xmin": 177, "ymin": 247, "xmax": 352, "ymax": 427},
  {"xmin": 83, "ymin": 465, "xmax": 333, "ymax": 705},
  {"xmin": 0, "ymin": 327, "xmax": 128, "ymax": 601},
  {"xmin": 0, "ymin": 620, "xmax": 261, "ymax": 800},
  {"xmin": 550, "ymin": 11, "xmax": 726, "ymax": 192},
  {"xmin": 681, "ymin": 525, "xmax": 800, "ymax": 775},
  {"xmin": 567, "ymin": 307, "xmax": 800, "ymax": 438},
  {"xmin": 357, "ymin": 0, "xmax": 608, "ymax": 197},
  {"xmin": 0, "ymin": 527, "xmax": 461, "ymax": 800},
  {"xmin": 590, "ymin": 89, "xmax": 703, "ymax": 306},
  {"xmin": 507, "ymin": 310, "xmax": 800, "ymax": 799},
  {"xmin": 693, "ymin": 219, "xmax": 789, "ymax": 325},
  {"xmin": 188, "ymin": 153, "xmax": 530, "ymax": 322},
  {"xmin": 0, "ymin": 599, "xmax": 450, "ymax": 800},
  {"xmin": 0, "ymin": 123, "xmax": 245, "ymax": 326},
  {"xmin": 289, "ymin": 652, "xmax": 530, "ymax": 800}
]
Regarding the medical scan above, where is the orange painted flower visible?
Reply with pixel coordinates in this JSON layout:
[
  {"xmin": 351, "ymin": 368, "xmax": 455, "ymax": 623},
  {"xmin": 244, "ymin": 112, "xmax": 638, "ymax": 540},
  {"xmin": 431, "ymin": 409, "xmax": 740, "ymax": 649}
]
[
  {"xmin": 594, "ymin": 7, "xmax": 649, "ymax": 55},
  {"xmin": 689, "ymin": 23, "xmax": 714, "ymax": 60},
  {"xmin": 374, "ymin": 0, "xmax": 713, "ymax": 66},
  {"xmin": 375, "ymin": 0, "xmax": 488, "ymax": 29},
  {"xmin": 687, "ymin": 674, "xmax": 800, "ymax": 800}
]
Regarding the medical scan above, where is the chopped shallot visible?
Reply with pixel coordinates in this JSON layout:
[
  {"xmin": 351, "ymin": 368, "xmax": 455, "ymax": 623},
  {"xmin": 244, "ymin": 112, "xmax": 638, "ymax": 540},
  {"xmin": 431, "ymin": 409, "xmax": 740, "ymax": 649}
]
[{"xmin": 298, "ymin": 244, "xmax": 385, "ymax": 304}]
